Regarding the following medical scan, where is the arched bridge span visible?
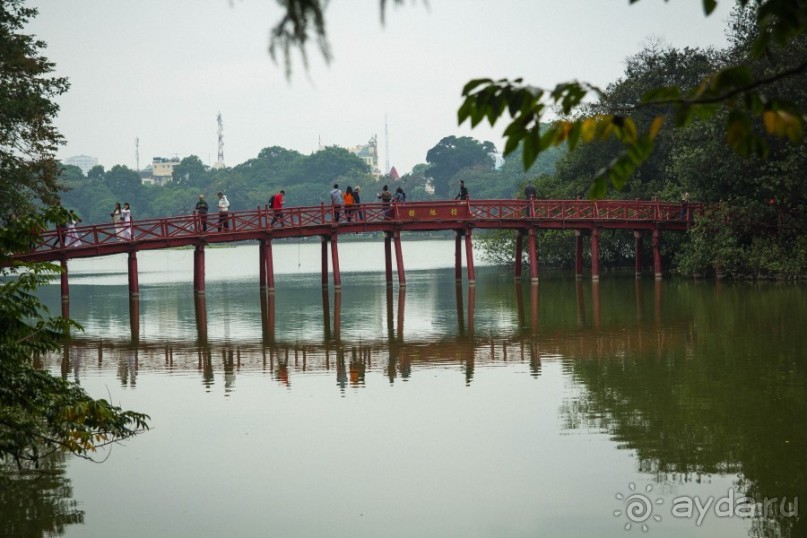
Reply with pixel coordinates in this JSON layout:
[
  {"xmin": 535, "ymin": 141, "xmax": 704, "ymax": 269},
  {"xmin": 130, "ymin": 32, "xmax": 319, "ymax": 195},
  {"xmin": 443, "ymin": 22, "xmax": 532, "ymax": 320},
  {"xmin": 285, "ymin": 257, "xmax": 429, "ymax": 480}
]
[{"xmin": 14, "ymin": 199, "xmax": 696, "ymax": 313}]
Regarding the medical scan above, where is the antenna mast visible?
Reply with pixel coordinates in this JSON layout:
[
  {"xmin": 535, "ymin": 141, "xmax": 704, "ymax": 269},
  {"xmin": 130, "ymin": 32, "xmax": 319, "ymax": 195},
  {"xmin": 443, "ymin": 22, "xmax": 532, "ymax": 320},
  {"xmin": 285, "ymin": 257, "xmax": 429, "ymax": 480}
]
[
  {"xmin": 384, "ymin": 114, "xmax": 390, "ymax": 174},
  {"xmin": 135, "ymin": 137, "xmax": 140, "ymax": 171},
  {"xmin": 215, "ymin": 112, "xmax": 225, "ymax": 168}
]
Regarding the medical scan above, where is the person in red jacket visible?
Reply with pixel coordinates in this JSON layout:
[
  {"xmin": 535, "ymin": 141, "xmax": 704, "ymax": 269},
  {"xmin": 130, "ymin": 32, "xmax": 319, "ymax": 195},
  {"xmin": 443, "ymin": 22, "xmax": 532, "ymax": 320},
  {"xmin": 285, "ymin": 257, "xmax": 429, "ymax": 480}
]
[{"xmin": 271, "ymin": 190, "xmax": 285, "ymax": 227}]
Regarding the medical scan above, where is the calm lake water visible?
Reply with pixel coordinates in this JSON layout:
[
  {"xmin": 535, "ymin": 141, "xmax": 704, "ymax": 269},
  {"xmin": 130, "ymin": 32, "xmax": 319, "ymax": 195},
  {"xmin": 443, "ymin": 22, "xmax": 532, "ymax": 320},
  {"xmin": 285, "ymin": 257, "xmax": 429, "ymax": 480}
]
[{"xmin": 8, "ymin": 240, "xmax": 806, "ymax": 537}]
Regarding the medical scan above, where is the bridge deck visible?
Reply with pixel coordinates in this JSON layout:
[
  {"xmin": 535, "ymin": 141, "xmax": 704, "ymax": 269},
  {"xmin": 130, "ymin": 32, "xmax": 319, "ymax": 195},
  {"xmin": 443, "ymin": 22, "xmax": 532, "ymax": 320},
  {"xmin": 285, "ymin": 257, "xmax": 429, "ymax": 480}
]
[{"xmin": 18, "ymin": 199, "xmax": 695, "ymax": 263}]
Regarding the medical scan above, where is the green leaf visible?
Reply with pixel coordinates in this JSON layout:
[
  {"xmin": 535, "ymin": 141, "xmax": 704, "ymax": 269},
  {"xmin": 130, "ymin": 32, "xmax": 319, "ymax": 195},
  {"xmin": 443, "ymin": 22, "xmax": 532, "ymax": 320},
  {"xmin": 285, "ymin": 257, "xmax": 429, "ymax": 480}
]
[{"xmin": 461, "ymin": 78, "xmax": 493, "ymax": 96}]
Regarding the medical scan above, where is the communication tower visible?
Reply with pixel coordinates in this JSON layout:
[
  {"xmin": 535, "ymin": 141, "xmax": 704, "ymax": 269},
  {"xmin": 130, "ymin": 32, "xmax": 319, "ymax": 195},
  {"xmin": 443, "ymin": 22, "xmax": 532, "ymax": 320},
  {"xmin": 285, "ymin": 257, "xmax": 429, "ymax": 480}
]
[
  {"xmin": 214, "ymin": 112, "xmax": 225, "ymax": 169},
  {"xmin": 384, "ymin": 114, "xmax": 390, "ymax": 174}
]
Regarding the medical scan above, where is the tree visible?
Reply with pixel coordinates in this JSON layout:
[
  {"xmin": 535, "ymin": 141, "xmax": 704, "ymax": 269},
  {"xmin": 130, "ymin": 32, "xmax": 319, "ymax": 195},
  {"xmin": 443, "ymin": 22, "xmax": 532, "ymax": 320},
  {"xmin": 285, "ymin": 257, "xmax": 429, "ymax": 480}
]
[
  {"xmin": 265, "ymin": 0, "xmax": 807, "ymax": 198},
  {"xmin": 171, "ymin": 155, "xmax": 210, "ymax": 187},
  {"xmin": 86, "ymin": 164, "xmax": 105, "ymax": 183},
  {"xmin": 0, "ymin": 207, "xmax": 149, "ymax": 468},
  {"xmin": 56, "ymin": 163, "xmax": 84, "ymax": 184},
  {"xmin": 0, "ymin": 4, "xmax": 150, "ymax": 469},
  {"xmin": 425, "ymin": 136, "xmax": 496, "ymax": 197},
  {"xmin": 0, "ymin": 0, "xmax": 69, "ymax": 220},
  {"xmin": 105, "ymin": 164, "xmax": 142, "ymax": 203}
]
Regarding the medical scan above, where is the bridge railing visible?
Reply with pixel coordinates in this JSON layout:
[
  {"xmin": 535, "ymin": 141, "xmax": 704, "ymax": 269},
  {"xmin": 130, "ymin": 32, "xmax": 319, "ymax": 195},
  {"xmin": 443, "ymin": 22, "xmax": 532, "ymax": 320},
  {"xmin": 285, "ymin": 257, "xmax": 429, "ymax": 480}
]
[{"xmin": 27, "ymin": 199, "xmax": 698, "ymax": 256}]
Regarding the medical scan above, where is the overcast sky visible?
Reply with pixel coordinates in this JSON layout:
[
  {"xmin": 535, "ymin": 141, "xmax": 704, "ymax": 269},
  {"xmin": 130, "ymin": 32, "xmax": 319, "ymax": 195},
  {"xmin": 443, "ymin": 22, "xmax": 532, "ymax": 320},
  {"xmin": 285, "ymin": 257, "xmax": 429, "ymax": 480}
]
[{"xmin": 27, "ymin": 0, "xmax": 734, "ymax": 176}]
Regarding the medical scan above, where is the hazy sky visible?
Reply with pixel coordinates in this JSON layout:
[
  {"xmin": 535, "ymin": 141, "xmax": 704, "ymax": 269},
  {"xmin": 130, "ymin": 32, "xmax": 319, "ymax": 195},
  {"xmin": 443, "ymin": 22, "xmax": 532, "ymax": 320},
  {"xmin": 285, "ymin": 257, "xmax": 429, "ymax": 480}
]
[{"xmin": 27, "ymin": 0, "xmax": 735, "ymax": 176}]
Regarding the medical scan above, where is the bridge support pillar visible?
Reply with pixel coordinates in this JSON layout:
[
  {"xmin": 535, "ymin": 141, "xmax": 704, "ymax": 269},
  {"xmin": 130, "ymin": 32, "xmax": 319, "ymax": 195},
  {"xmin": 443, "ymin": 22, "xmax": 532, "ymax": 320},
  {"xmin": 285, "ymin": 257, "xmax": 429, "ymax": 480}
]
[
  {"xmin": 527, "ymin": 227, "xmax": 538, "ymax": 285},
  {"xmin": 195, "ymin": 294, "xmax": 208, "ymax": 344},
  {"xmin": 60, "ymin": 259, "xmax": 69, "ymax": 319},
  {"xmin": 652, "ymin": 229, "xmax": 662, "ymax": 279},
  {"xmin": 129, "ymin": 296, "xmax": 140, "ymax": 342},
  {"xmin": 128, "ymin": 250, "xmax": 139, "ymax": 297},
  {"xmin": 590, "ymin": 228, "xmax": 600, "ymax": 281},
  {"xmin": 514, "ymin": 231, "xmax": 524, "ymax": 280},
  {"xmin": 575, "ymin": 231, "xmax": 584, "ymax": 279},
  {"xmin": 454, "ymin": 232, "xmax": 463, "ymax": 284},
  {"xmin": 330, "ymin": 234, "xmax": 341, "ymax": 289},
  {"xmin": 634, "ymin": 231, "xmax": 643, "ymax": 278},
  {"xmin": 261, "ymin": 238, "xmax": 275, "ymax": 292},
  {"xmin": 193, "ymin": 245, "xmax": 205, "ymax": 294},
  {"xmin": 393, "ymin": 230, "xmax": 406, "ymax": 287},
  {"xmin": 384, "ymin": 233, "xmax": 393, "ymax": 285},
  {"xmin": 465, "ymin": 229, "xmax": 476, "ymax": 286},
  {"xmin": 259, "ymin": 241, "xmax": 266, "ymax": 289},
  {"xmin": 321, "ymin": 237, "xmax": 329, "ymax": 287}
]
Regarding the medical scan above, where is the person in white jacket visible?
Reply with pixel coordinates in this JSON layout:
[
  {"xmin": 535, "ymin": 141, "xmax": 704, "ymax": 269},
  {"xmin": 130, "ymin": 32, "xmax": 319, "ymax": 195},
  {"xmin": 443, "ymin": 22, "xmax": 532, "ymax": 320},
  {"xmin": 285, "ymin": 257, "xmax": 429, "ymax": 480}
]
[{"xmin": 217, "ymin": 191, "xmax": 230, "ymax": 231}]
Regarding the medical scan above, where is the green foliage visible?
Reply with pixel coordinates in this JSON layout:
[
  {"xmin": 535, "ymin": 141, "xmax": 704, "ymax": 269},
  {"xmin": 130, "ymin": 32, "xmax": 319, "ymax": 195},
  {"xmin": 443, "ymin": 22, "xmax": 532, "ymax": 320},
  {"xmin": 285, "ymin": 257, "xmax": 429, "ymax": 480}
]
[
  {"xmin": 172, "ymin": 155, "xmax": 210, "ymax": 187},
  {"xmin": 456, "ymin": 3, "xmax": 807, "ymax": 197},
  {"xmin": 0, "ymin": 2, "xmax": 149, "ymax": 470},
  {"xmin": 0, "ymin": 207, "xmax": 150, "ymax": 468},
  {"xmin": 425, "ymin": 136, "xmax": 496, "ymax": 197},
  {"xmin": 0, "ymin": 1, "xmax": 69, "ymax": 220}
]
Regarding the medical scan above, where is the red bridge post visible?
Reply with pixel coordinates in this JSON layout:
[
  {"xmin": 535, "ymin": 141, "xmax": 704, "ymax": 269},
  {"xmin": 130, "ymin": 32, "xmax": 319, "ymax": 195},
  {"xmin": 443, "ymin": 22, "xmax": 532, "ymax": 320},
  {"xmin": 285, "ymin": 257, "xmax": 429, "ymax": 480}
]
[
  {"xmin": 128, "ymin": 250, "xmax": 139, "ymax": 297},
  {"xmin": 261, "ymin": 238, "xmax": 275, "ymax": 292},
  {"xmin": 195, "ymin": 294, "xmax": 208, "ymax": 343},
  {"xmin": 394, "ymin": 230, "xmax": 406, "ymax": 287},
  {"xmin": 321, "ymin": 237, "xmax": 329, "ymax": 287},
  {"xmin": 634, "ymin": 231, "xmax": 643, "ymax": 278},
  {"xmin": 465, "ymin": 229, "xmax": 475, "ymax": 286},
  {"xmin": 384, "ymin": 233, "xmax": 393, "ymax": 285},
  {"xmin": 330, "ymin": 234, "xmax": 341, "ymax": 289},
  {"xmin": 652, "ymin": 228, "xmax": 662, "ymax": 279},
  {"xmin": 129, "ymin": 296, "xmax": 140, "ymax": 342},
  {"xmin": 591, "ymin": 228, "xmax": 600, "ymax": 281},
  {"xmin": 575, "ymin": 231, "xmax": 583, "ymax": 279},
  {"xmin": 528, "ymin": 227, "xmax": 538, "ymax": 285},
  {"xmin": 193, "ymin": 245, "xmax": 205, "ymax": 294},
  {"xmin": 60, "ymin": 259, "xmax": 69, "ymax": 319},
  {"xmin": 454, "ymin": 232, "xmax": 463, "ymax": 284}
]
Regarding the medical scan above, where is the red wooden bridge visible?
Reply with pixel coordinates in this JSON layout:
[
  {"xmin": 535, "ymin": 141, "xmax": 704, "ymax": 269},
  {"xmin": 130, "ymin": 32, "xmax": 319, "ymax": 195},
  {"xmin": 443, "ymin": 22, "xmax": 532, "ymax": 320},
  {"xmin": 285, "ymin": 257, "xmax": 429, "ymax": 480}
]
[{"xmin": 17, "ymin": 198, "xmax": 695, "ymax": 305}]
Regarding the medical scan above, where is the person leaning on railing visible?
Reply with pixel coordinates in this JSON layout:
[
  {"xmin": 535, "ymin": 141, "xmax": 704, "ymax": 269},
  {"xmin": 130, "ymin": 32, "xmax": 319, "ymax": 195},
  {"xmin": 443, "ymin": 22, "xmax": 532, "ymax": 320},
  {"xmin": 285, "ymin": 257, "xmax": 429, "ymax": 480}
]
[
  {"xmin": 524, "ymin": 183, "xmax": 536, "ymax": 217},
  {"xmin": 194, "ymin": 194, "xmax": 209, "ymax": 231},
  {"xmin": 217, "ymin": 191, "xmax": 230, "ymax": 231}
]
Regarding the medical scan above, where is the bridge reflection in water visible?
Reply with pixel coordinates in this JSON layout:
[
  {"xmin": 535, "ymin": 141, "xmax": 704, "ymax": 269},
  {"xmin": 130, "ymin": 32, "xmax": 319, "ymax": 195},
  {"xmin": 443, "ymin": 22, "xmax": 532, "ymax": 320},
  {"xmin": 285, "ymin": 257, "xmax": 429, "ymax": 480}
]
[{"xmin": 47, "ymin": 278, "xmax": 686, "ymax": 392}]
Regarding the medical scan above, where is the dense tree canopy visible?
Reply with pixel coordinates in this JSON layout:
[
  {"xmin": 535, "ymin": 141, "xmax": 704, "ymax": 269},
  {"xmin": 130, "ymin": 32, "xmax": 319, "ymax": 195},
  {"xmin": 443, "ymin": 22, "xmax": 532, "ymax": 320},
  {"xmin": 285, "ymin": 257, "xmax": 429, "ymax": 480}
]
[
  {"xmin": 0, "ymin": 3, "xmax": 150, "ymax": 471},
  {"xmin": 265, "ymin": 0, "xmax": 807, "ymax": 199},
  {"xmin": 425, "ymin": 136, "xmax": 496, "ymax": 197},
  {"xmin": 0, "ymin": 0, "xmax": 68, "ymax": 221},
  {"xmin": 477, "ymin": 9, "xmax": 807, "ymax": 279}
]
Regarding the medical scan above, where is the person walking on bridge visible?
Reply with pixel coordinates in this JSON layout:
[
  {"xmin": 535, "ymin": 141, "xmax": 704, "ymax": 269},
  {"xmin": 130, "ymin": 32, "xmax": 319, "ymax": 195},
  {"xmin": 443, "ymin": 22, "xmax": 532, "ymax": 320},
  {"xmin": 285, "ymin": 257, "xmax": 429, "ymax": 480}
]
[
  {"xmin": 217, "ymin": 191, "xmax": 230, "ymax": 231},
  {"xmin": 330, "ymin": 184, "xmax": 343, "ymax": 223},
  {"xmin": 524, "ymin": 182, "xmax": 537, "ymax": 217},
  {"xmin": 378, "ymin": 184, "xmax": 392, "ymax": 219},
  {"xmin": 271, "ymin": 190, "xmax": 285, "ymax": 227},
  {"xmin": 120, "ymin": 202, "xmax": 132, "ymax": 241},
  {"xmin": 111, "ymin": 202, "xmax": 123, "ymax": 239},
  {"xmin": 343, "ymin": 186, "xmax": 356, "ymax": 222},
  {"xmin": 455, "ymin": 180, "xmax": 469, "ymax": 201},
  {"xmin": 194, "ymin": 194, "xmax": 209, "ymax": 231}
]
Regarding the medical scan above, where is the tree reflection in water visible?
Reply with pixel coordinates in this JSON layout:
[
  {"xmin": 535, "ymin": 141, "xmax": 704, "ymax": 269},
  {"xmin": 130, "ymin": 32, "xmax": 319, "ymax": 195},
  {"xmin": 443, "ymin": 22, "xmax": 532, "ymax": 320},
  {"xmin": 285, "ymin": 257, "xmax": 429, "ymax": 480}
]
[
  {"xmin": 35, "ymin": 274, "xmax": 807, "ymax": 537},
  {"xmin": 0, "ymin": 453, "xmax": 83, "ymax": 537},
  {"xmin": 559, "ymin": 284, "xmax": 806, "ymax": 538}
]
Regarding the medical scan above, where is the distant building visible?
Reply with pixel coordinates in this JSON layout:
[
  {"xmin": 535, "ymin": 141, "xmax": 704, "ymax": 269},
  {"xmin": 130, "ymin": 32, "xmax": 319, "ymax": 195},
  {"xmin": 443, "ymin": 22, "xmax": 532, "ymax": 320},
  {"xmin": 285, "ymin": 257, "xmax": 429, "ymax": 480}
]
[
  {"xmin": 64, "ymin": 154, "xmax": 98, "ymax": 176},
  {"xmin": 150, "ymin": 156, "xmax": 180, "ymax": 186},
  {"xmin": 346, "ymin": 135, "xmax": 380, "ymax": 176}
]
